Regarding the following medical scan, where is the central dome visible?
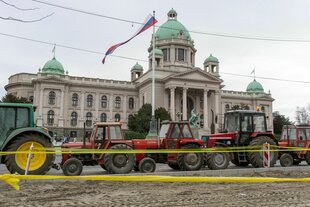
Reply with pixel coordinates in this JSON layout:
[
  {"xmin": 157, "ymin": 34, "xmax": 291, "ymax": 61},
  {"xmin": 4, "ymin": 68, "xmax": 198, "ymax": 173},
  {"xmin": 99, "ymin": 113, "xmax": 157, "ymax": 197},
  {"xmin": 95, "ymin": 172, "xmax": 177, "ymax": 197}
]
[
  {"xmin": 246, "ymin": 79, "xmax": 264, "ymax": 93},
  {"xmin": 155, "ymin": 9, "xmax": 191, "ymax": 40},
  {"xmin": 42, "ymin": 57, "xmax": 65, "ymax": 75}
]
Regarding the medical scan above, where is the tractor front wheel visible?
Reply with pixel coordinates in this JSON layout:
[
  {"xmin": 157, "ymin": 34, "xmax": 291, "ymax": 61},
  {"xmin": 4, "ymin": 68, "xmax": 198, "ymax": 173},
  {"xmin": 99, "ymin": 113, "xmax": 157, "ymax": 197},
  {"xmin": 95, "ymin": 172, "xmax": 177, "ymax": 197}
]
[
  {"xmin": 177, "ymin": 144, "xmax": 203, "ymax": 171},
  {"xmin": 139, "ymin": 157, "xmax": 156, "ymax": 173},
  {"xmin": 104, "ymin": 144, "xmax": 135, "ymax": 174},
  {"xmin": 248, "ymin": 136, "xmax": 278, "ymax": 168},
  {"xmin": 5, "ymin": 133, "xmax": 55, "ymax": 175},
  {"xmin": 62, "ymin": 158, "xmax": 83, "ymax": 176},
  {"xmin": 279, "ymin": 153, "xmax": 293, "ymax": 167},
  {"xmin": 207, "ymin": 150, "xmax": 230, "ymax": 170}
]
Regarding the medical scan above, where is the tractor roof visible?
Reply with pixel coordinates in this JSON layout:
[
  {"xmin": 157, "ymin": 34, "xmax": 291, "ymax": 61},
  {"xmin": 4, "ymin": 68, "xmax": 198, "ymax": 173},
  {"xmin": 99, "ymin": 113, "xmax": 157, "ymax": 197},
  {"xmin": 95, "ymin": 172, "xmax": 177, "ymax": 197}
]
[
  {"xmin": 95, "ymin": 122, "xmax": 122, "ymax": 126},
  {"xmin": 161, "ymin": 120, "xmax": 190, "ymax": 124},
  {"xmin": 226, "ymin": 110, "xmax": 265, "ymax": 115}
]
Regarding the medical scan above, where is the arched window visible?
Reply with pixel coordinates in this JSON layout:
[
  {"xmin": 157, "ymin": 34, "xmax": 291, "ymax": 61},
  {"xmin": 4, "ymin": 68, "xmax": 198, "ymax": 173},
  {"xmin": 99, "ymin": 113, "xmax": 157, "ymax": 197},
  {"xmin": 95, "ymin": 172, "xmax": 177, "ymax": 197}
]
[
  {"xmin": 86, "ymin": 112, "xmax": 92, "ymax": 127},
  {"xmin": 115, "ymin": 96, "xmax": 121, "ymax": 108},
  {"xmin": 71, "ymin": 112, "xmax": 78, "ymax": 126},
  {"xmin": 225, "ymin": 104, "xmax": 230, "ymax": 112},
  {"xmin": 72, "ymin": 93, "xmax": 79, "ymax": 107},
  {"xmin": 100, "ymin": 113, "xmax": 107, "ymax": 122},
  {"xmin": 47, "ymin": 110, "xmax": 54, "ymax": 125},
  {"xmin": 101, "ymin": 95, "xmax": 108, "ymax": 108},
  {"xmin": 128, "ymin": 97, "xmax": 134, "ymax": 109},
  {"xmin": 48, "ymin": 91, "xmax": 56, "ymax": 105},
  {"xmin": 87, "ymin": 94, "xmax": 93, "ymax": 107},
  {"xmin": 115, "ymin": 113, "xmax": 121, "ymax": 122}
]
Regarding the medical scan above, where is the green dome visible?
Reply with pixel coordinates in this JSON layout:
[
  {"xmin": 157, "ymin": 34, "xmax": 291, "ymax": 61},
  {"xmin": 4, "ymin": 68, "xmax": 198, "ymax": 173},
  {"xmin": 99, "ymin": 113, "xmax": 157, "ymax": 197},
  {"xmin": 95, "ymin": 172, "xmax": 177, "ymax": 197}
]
[
  {"xmin": 42, "ymin": 57, "xmax": 65, "ymax": 75},
  {"xmin": 155, "ymin": 9, "xmax": 191, "ymax": 40},
  {"xmin": 132, "ymin": 62, "xmax": 143, "ymax": 71},
  {"xmin": 246, "ymin": 79, "xmax": 264, "ymax": 93},
  {"xmin": 151, "ymin": 48, "xmax": 163, "ymax": 56},
  {"xmin": 204, "ymin": 54, "xmax": 219, "ymax": 63}
]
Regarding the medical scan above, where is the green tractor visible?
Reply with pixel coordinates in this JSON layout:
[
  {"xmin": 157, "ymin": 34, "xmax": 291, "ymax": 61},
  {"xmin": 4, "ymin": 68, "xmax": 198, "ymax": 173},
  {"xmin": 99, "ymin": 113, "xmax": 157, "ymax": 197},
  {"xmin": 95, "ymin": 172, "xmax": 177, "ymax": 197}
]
[{"xmin": 0, "ymin": 103, "xmax": 55, "ymax": 174}]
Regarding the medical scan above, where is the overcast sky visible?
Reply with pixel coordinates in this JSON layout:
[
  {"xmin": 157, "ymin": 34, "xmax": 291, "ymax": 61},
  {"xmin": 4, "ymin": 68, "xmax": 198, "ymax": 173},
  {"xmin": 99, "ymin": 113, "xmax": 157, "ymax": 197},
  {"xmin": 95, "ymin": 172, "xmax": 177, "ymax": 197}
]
[{"xmin": 1, "ymin": 0, "xmax": 310, "ymax": 121}]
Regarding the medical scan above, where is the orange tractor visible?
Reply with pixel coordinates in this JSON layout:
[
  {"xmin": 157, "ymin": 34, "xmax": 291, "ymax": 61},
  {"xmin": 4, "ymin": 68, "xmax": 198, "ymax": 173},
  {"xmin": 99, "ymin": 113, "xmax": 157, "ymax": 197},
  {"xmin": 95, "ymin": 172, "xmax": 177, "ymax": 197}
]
[{"xmin": 278, "ymin": 125, "xmax": 310, "ymax": 167}]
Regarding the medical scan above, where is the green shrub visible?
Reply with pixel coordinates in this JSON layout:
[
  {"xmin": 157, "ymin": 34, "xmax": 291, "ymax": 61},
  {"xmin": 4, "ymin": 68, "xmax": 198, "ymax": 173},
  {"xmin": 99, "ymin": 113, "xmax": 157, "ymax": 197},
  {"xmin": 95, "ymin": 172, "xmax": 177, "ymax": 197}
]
[{"xmin": 124, "ymin": 131, "xmax": 146, "ymax": 140}]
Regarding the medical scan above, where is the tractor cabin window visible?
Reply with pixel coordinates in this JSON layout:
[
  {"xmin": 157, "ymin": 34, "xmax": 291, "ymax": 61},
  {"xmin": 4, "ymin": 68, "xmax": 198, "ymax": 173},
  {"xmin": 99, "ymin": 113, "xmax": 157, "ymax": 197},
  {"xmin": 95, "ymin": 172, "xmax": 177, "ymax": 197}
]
[{"xmin": 110, "ymin": 126, "xmax": 122, "ymax": 139}]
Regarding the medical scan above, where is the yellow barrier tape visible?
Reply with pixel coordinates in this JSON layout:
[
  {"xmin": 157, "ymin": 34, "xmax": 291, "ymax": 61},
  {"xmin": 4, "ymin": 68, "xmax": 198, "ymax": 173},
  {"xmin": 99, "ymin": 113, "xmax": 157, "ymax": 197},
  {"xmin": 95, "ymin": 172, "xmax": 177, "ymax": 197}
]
[
  {"xmin": 1, "ymin": 146, "xmax": 310, "ymax": 155},
  {"xmin": 2, "ymin": 174, "xmax": 310, "ymax": 191}
]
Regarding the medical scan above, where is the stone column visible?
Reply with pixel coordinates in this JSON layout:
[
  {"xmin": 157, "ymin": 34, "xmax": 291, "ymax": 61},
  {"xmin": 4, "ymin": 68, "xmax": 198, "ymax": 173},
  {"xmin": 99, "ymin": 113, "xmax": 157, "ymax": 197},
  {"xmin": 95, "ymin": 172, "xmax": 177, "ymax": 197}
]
[
  {"xmin": 37, "ymin": 88, "xmax": 44, "ymax": 126},
  {"xmin": 58, "ymin": 90, "xmax": 65, "ymax": 127},
  {"xmin": 109, "ymin": 94, "xmax": 114, "ymax": 121},
  {"xmin": 203, "ymin": 89, "xmax": 209, "ymax": 130},
  {"xmin": 182, "ymin": 88, "xmax": 187, "ymax": 120},
  {"xmin": 164, "ymin": 90, "xmax": 169, "ymax": 109},
  {"xmin": 170, "ymin": 87, "xmax": 175, "ymax": 121},
  {"xmin": 80, "ymin": 92, "xmax": 85, "ymax": 127},
  {"xmin": 214, "ymin": 90, "xmax": 220, "ymax": 132}
]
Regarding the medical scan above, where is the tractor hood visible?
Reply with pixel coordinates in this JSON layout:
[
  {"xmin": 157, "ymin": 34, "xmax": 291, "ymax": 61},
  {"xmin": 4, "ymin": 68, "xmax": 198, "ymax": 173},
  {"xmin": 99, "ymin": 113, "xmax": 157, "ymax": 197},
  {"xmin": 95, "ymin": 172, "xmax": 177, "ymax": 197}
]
[{"xmin": 61, "ymin": 142, "xmax": 92, "ymax": 149}]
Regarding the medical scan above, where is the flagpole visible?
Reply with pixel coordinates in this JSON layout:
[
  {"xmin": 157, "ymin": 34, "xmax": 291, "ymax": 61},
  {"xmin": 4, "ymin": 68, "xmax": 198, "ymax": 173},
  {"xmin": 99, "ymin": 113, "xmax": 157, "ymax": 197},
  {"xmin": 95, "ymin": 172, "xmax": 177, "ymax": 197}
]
[{"xmin": 147, "ymin": 11, "xmax": 158, "ymax": 137}]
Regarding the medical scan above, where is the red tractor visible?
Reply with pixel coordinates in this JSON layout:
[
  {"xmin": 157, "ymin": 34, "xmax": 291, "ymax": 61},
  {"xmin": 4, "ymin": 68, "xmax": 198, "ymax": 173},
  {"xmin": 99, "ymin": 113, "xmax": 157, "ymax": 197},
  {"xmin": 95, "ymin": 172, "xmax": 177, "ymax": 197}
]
[
  {"xmin": 278, "ymin": 125, "xmax": 310, "ymax": 167},
  {"xmin": 132, "ymin": 121, "xmax": 204, "ymax": 173},
  {"xmin": 61, "ymin": 122, "xmax": 135, "ymax": 175},
  {"xmin": 203, "ymin": 110, "xmax": 278, "ymax": 169}
]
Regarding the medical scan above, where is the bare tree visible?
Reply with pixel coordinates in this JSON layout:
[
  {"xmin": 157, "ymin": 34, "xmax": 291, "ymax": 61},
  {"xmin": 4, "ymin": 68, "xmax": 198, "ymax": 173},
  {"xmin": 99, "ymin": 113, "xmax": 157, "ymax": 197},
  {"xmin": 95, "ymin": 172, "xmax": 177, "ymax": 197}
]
[
  {"xmin": 295, "ymin": 104, "xmax": 310, "ymax": 124},
  {"xmin": 0, "ymin": 0, "xmax": 54, "ymax": 23}
]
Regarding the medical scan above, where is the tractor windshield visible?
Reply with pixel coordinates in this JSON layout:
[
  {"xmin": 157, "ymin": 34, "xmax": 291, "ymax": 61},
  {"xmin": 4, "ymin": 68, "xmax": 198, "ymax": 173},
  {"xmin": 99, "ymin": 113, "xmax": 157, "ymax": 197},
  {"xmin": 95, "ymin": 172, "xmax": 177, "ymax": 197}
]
[
  {"xmin": 224, "ymin": 113, "xmax": 239, "ymax": 132},
  {"xmin": 253, "ymin": 115, "xmax": 266, "ymax": 132},
  {"xmin": 159, "ymin": 124, "xmax": 169, "ymax": 138}
]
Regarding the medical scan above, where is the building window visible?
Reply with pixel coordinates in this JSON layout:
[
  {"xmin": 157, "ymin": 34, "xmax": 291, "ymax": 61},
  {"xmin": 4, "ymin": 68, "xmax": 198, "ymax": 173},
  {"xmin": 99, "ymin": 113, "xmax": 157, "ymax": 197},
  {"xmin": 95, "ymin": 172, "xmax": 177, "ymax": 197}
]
[
  {"xmin": 29, "ymin": 96, "xmax": 34, "ymax": 103},
  {"xmin": 47, "ymin": 110, "xmax": 54, "ymax": 125},
  {"xmin": 86, "ymin": 112, "xmax": 92, "ymax": 127},
  {"xmin": 101, "ymin": 95, "xmax": 108, "ymax": 108},
  {"xmin": 72, "ymin": 93, "xmax": 78, "ymax": 107},
  {"xmin": 175, "ymin": 48, "xmax": 185, "ymax": 61},
  {"xmin": 48, "ymin": 91, "xmax": 56, "ymax": 105},
  {"xmin": 115, "ymin": 113, "xmax": 121, "ymax": 122},
  {"xmin": 190, "ymin": 52, "xmax": 194, "ymax": 64},
  {"xmin": 115, "ymin": 96, "xmax": 121, "ymax": 108},
  {"xmin": 162, "ymin": 48, "xmax": 170, "ymax": 61},
  {"xmin": 129, "ymin": 97, "xmax": 134, "ymax": 109},
  {"xmin": 70, "ymin": 131, "xmax": 77, "ymax": 138},
  {"xmin": 87, "ymin": 94, "xmax": 93, "ymax": 107},
  {"xmin": 225, "ymin": 104, "xmax": 230, "ymax": 112},
  {"xmin": 100, "ymin": 113, "xmax": 107, "ymax": 122},
  {"xmin": 71, "ymin": 111, "xmax": 77, "ymax": 126}
]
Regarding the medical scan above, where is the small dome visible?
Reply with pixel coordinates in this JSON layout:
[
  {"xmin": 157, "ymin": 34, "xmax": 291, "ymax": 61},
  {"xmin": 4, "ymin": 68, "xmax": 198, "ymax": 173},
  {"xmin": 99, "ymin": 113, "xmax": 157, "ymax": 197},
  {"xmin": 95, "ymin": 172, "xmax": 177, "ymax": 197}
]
[
  {"xmin": 151, "ymin": 48, "xmax": 163, "ymax": 56},
  {"xmin": 155, "ymin": 9, "xmax": 191, "ymax": 40},
  {"xmin": 246, "ymin": 79, "xmax": 264, "ymax": 93},
  {"xmin": 42, "ymin": 57, "xmax": 65, "ymax": 75},
  {"xmin": 204, "ymin": 54, "xmax": 219, "ymax": 64},
  {"xmin": 131, "ymin": 62, "xmax": 143, "ymax": 71}
]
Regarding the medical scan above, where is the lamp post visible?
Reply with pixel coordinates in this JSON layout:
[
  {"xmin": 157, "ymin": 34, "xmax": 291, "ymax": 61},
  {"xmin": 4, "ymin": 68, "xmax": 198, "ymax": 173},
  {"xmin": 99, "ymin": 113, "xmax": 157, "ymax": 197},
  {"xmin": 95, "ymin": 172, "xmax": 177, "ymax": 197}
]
[{"xmin": 147, "ymin": 11, "xmax": 158, "ymax": 137}]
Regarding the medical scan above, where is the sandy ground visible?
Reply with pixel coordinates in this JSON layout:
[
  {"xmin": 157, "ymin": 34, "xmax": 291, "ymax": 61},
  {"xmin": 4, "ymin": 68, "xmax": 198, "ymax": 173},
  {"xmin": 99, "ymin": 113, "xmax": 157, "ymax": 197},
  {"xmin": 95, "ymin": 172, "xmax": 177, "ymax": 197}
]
[{"xmin": 1, "ymin": 171, "xmax": 310, "ymax": 207}]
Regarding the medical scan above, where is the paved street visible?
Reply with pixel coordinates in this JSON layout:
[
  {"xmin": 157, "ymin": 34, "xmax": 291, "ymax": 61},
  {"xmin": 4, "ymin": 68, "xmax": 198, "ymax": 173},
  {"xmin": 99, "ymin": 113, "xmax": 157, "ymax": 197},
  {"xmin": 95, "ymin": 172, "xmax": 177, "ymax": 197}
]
[{"xmin": 1, "ymin": 154, "xmax": 310, "ymax": 177}]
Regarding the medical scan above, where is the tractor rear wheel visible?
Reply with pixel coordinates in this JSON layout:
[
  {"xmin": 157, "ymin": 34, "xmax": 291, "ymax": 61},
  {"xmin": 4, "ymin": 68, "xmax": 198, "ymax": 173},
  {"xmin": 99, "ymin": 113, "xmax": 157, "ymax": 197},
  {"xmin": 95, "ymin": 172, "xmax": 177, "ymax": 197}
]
[
  {"xmin": 280, "ymin": 153, "xmax": 293, "ymax": 167},
  {"xmin": 207, "ymin": 149, "xmax": 230, "ymax": 170},
  {"xmin": 168, "ymin": 162, "xmax": 180, "ymax": 170},
  {"xmin": 305, "ymin": 152, "xmax": 310, "ymax": 166},
  {"xmin": 138, "ymin": 157, "xmax": 156, "ymax": 173},
  {"xmin": 177, "ymin": 144, "xmax": 203, "ymax": 171},
  {"xmin": 104, "ymin": 144, "xmax": 135, "ymax": 174},
  {"xmin": 5, "ymin": 133, "xmax": 55, "ymax": 175},
  {"xmin": 62, "ymin": 157, "xmax": 83, "ymax": 176},
  {"xmin": 247, "ymin": 136, "xmax": 278, "ymax": 168}
]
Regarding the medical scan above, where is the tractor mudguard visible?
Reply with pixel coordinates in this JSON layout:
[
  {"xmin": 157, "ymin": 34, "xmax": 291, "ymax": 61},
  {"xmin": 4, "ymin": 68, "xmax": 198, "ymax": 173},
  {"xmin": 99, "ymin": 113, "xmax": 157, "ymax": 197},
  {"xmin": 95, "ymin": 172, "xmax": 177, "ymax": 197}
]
[{"xmin": 1, "ymin": 127, "xmax": 53, "ymax": 151}]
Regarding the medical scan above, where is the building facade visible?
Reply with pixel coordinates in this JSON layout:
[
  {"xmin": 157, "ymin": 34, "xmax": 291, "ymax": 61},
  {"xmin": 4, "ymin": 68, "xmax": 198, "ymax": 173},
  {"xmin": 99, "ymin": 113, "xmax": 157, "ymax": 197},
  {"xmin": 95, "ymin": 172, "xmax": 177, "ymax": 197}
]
[{"xmin": 5, "ymin": 9, "xmax": 274, "ymax": 138}]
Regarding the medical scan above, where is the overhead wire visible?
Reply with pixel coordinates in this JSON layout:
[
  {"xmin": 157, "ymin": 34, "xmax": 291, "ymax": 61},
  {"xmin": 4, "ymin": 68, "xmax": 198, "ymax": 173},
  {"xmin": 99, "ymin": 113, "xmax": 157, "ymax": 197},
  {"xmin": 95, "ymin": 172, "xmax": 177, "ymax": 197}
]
[
  {"xmin": 32, "ymin": 0, "xmax": 310, "ymax": 43},
  {"xmin": 0, "ymin": 31, "xmax": 309, "ymax": 84}
]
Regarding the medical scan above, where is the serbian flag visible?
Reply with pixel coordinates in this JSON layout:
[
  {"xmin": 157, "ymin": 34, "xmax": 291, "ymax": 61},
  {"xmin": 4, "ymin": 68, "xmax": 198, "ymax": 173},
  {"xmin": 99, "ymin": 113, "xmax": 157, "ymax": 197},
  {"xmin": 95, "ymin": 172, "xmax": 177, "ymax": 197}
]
[{"xmin": 102, "ymin": 14, "xmax": 157, "ymax": 64}]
